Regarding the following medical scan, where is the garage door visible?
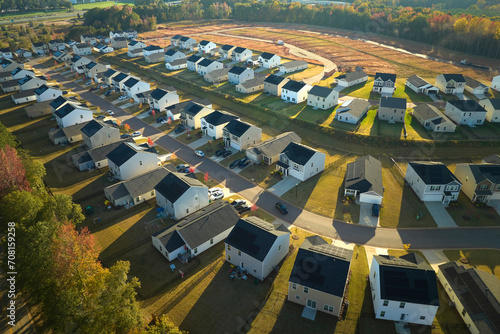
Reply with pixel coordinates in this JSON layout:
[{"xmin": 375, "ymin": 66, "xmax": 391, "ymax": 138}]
[
  {"xmin": 422, "ymin": 194, "xmax": 443, "ymax": 202},
  {"xmin": 360, "ymin": 193, "xmax": 382, "ymax": 205}
]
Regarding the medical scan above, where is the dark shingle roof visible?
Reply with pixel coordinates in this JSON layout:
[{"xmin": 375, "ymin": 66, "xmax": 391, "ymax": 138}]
[
  {"xmin": 115, "ymin": 165, "xmax": 174, "ymax": 199},
  {"xmin": 221, "ymin": 44, "xmax": 234, "ymax": 51},
  {"xmin": 442, "ymin": 74, "xmax": 466, "ymax": 83},
  {"xmin": 448, "ymin": 100, "xmax": 486, "ymax": 112},
  {"xmin": 223, "ymin": 119, "xmax": 251, "ymax": 137},
  {"xmin": 124, "ymin": 77, "xmax": 139, "ymax": 88},
  {"xmin": 87, "ymin": 139, "xmax": 134, "ymax": 163},
  {"xmin": 144, "ymin": 45, "xmax": 163, "ymax": 51},
  {"xmin": 199, "ymin": 40, "xmax": 211, "ymax": 46},
  {"xmin": 150, "ymin": 88, "xmax": 168, "ymax": 100},
  {"xmin": 179, "ymin": 36, "xmax": 191, "ymax": 42},
  {"xmin": 187, "ymin": 55, "xmax": 202, "ymax": 63},
  {"xmin": 409, "ymin": 162, "xmax": 461, "ymax": 185},
  {"xmin": 113, "ymin": 72, "xmax": 129, "ymax": 83},
  {"xmin": 103, "ymin": 68, "xmax": 117, "ymax": 78},
  {"xmin": 170, "ymin": 58, "xmax": 187, "ymax": 66},
  {"xmin": 233, "ymin": 47, "xmax": 247, "ymax": 54},
  {"xmin": 248, "ymin": 132, "xmax": 301, "ymax": 158},
  {"xmin": 281, "ymin": 142, "xmax": 317, "ymax": 165},
  {"xmin": 228, "ymin": 66, "xmax": 246, "ymax": 75},
  {"xmin": 198, "ymin": 58, "xmax": 213, "ymax": 67},
  {"xmin": 264, "ymin": 74, "xmax": 288, "ymax": 86},
  {"xmin": 374, "ymin": 253, "xmax": 439, "ymax": 306},
  {"xmin": 17, "ymin": 76, "xmax": 34, "ymax": 85},
  {"xmin": 113, "ymin": 37, "xmax": 127, "ymax": 42},
  {"xmin": 308, "ymin": 85, "xmax": 333, "ymax": 98},
  {"xmin": 225, "ymin": 217, "xmax": 290, "ymax": 262},
  {"xmin": 54, "ymin": 103, "xmax": 78, "ymax": 119},
  {"xmin": 259, "ymin": 52, "xmax": 276, "ymax": 60},
  {"xmin": 345, "ymin": 155, "xmax": 383, "ymax": 196},
  {"xmin": 80, "ymin": 119, "xmax": 105, "ymax": 138},
  {"xmin": 468, "ymin": 164, "xmax": 500, "ymax": 184},
  {"xmin": 486, "ymin": 98, "xmax": 500, "ymax": 110},
  {"xmin": 380, "ymin": 96, "xmax": 406, "ymax": 109},
  {"xmin": 184, "ymin": 102, "xmax": 206, "ymax": 116},
  {"xmin": 375, "ymin": 72, "xmax": 397, "ymax": 82},
  {"xmin": 203, "ymin": 110, "xmax": 237, "ymax": 126},
  {"xmin": 289, "ymin": 236, "xmax": 353, "ymax": 296},
  {"xmin": 75, "ymin": 43, "xmax": 90, "ymax": 49},
  {"xmin": 106, "ymin": 142, "xmax": 155, "ymax": 167},
  {"xmin": 154, "ymin": 172, "xmax": 205, "ymax": 203},
  {"xmin": 282, "ymin": 80, "xmax": 307, "ymax": 93},
  {"xmin": 61, "ymin": 121, "xmax": 90, "ymax": 138},
  {"xmin": 34, "ymin": 84, "xmax": 51, "ymax": 96},
  {"xmin": 165, "ymin": 49, "xmax": 178, "ymax": 56}
]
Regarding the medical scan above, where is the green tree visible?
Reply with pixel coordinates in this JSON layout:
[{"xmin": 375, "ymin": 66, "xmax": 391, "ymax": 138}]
[{"xmin": 141, "ymin": 315, "xmax": 187, "ymax": 334}]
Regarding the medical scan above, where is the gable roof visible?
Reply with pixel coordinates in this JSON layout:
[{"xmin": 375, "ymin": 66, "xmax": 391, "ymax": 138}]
[
  {"xmin": 203, "ymin": 110, "xmax": 238, "ymax": 126},
  {"xmin": 81, "ymin": 119, "xmax": 111, "ymax": 138},
  {"xmin": 336, "ymin": 99, "xmax": 370, "ymax": 118},
  {"xmin": 221, "ymin": 44, "xmax": 235, "ymax": 51},
  {"xmin": 228, "ymin": 66, "xmax": 246, "ymax": 75},
  {"xmin": 112, "ymin": 72, "xmax": 129, "ymax": 83},
  {"xmin": 280, "ymin": 60, "xmax": 307, "ymax": 69},
  {"xmin": 144, "ymin": 44, "xmax": 162, "ymax": 51},
  {"xmin": 308, "ymin": 85, "xmax": 333, "ymax": 98},
  {"xmin": 154, "ymin": 172, "xmax": 205, "ymax": 203},
  {"xmin": 149, "ymin": 88, "xmax": 168, "ymax": 100},
  {"xmin": 179, "ymin": 36, "xmax": 192, "ymax": 42},
  {"xmin": 103, "ymin": 68, "xmax": 117, "ymax": 78},
  {"xmin": 345, "ymin": 155, "xmax": 383, "ymax": 196},
  {"xmin": 289, "ymin": 236, "xmax": 353, "ymax": 296},
  {"xmin": 75, "ymin": 43, "xmax": 90, "ymax": 49},
  {"xmin": 49, "ymin": 96, "xmax": 68, "ymax": 110},
  {"xmin": 337, "ymin": 70, "xmax": 368, "ymax": 82},
  {"xmin": 485, "ymin": 98, "xmax": 500, "ymax": 110},
  {"xmin": 467, "ymin": 164, "xmax": 500, "ymax": 184},
  {"xmin": 223, "ymin": 119, "xmax": 251, "ymax": 137},
  {"xmin": 17, "ymin": 75, "xmax": 36, "ymax": 85},
  {"xmin": 184, "ymin": 101, "xmax": 207, "ymax": 116},
  {"xmin": 239, "ymin": 76, "xmax": 265, "ymax": 89},
  {"xmin": 264, "ymin": 74, "xmax": 288, "ymax": 86},
  {"xmin": 374, "ymin": 253, "xmax": 439, "ymax": 306},
  {"xmin": 124, "ymin": 77, "xmax": 139, "ymax": 88},
  {"xmin": 187, "ymin": 55, "xmax": 202, "ymax": 63},
  {"xmin": 442, "ymin": 74, "xmax": 466, "ymax": 82},
  {"xmin": 448, "ymin": 100, "xmax": 486, "ymax": 112},
  {"xmin": 34, "ymin": 84, "xmax": 52, "ymax": 96},
  {"xmin": 248, "ymin": 131, "xmax": 301, "ymax": 159},
  {"xmin": 199, "ymin": 40, "xmax": 211, "ymax": 46},
  {"xmin": 465, "ymin": 76, "xmax": 487, "ymax": 89},
  {"xmin": 281, "ymin": 142, "xmax": 317, "ymax": 165},
  {"xmin": 171, "ymin": 34, "xmax": 182, "ymax": 40},
  {"xmin": 61, "ymin": 121, "xmax": 90, "ymax": 138},
  {"xmin": 204, "ymin": 67, "xmax": 229, "ymax": 79},
  {"xmin": 282, "ymin": 80, "xmax": 307, "ymax": 92},
  {"xmin": 106, "ymin": 142, "xmax": 156, "ymax": 167},
  {"xmin": 165, "ymin": 48, "xmax": 182, "ymax": 56},
  {"xmin": 233, "ymin": 47, "xmax": 247, "ymax": 54},
  {"xmin": 87, "ymin": 138, "xmax": 134, "ymax": 163},
  {"xmin": 54, "ymin": 103, "xmax": 89, "ymax": 119},
  {"xmin": 170, "ymin": 58, "xmax": 187, "ymax": 66},
  {"xmin": 482, "ymin": 154, "xmax": 500, "ymax": 164},
  {"xmin": 259, "ymin": 52, "xmax": 276, "ymax": 60},
  {"xmin": 375, "ymin": 72, "xmax": 397, "ymax": 82},
  {"xmin": 406, "ymin": 74, "xmax": 430, "ymax": 88},
  {"xmin": 225, "ymin": 217, "xmax": 290, "ymax": 261},
  {"xmin": 32, "ymin": 42, "xmax": 47, "ymax": 47},
  {"xmin": 409, "ymin": 162, "xmax": 461, "ymax": 185},
  {"xmin": 198, "ymin": 58, "xmax": 214, "ymax": 67},
  {"xmin": 412, "ymin": 104, "xmax": 442, "ymax": 121},
  {"xmin": 380, "ymin": 96, "xmax": 406, "ymax": 109}
]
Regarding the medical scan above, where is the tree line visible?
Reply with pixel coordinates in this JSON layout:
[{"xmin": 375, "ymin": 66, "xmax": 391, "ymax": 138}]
[
  {"xmin": 0, "ymin": 121, "xmax": 184, "ymax": 333},
  {"xmin": 0, "ymin": 0, "xmax": 71, "ymax": 11}
]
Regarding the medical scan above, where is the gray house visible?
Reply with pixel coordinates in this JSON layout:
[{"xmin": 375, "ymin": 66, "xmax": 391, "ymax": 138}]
[
  {"xmin": 378, "ymin": 96, "xmax": 407, "ymax": 123},
  {"xmin": 81, "ymin": 119, "xmax": 120, "ymax": 149},
  {"xmin": 412, "ymin": 104, "xmax": 456, "ymax": 133},
  {"xmin": 344, "ymin": 155, "xmax": 383, "ymax": 205},
  {"xmin": 223, "ymin": 119, "xmax": 262, "ymax": 151},
  {"xmin": 246, "ymin": 131, "xmax": 301, "ymax": 165},
  {"xmin": 263, "ymin": 75, "xmax": 289, "ymax": 96}
]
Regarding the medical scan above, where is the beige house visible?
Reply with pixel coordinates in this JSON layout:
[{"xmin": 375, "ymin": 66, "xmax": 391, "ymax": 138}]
[
  {"xmin": 48, "ymin": 122, "xmax": 89, "ymax": 145},
  {"xmin": 412, "ymin": 104, "xmax": 456, "ymax": 133},
  {"xmin": 24, "ymin": 100, "xmax": 52, "ymax": 118},
  {"xmin": 278, "ymin": 60, "xmax": 308, "ymax": 74},
  {"xmin": 378, "ymin": 96, "xmax": 406, "ymax": 123},
  {"xmin": 235, "ymin": 76, "xmax": 265, "ymax": 94},
  {"xmin": 288, "ymin": 236, "xmax": 353, "ymax": 319},
  {"xmin": 223, "ymin": 119, "xmax": 262, "ymax": 151},
  {"xmin": 263, "ymin": 75, "xmax": 289, "ymax": 96},
  {"xmin": 435, "ymin": 74, "xmax": 466, "ymax": 95},
  {"xmin": 454, "ymin": 163, "xmax": 500, "ymax": 204},
  {"xmin": 181, "ymin": 101, "xmax": 214, "ymax": 129},
  {"xmin": 479, "ymin": 98, "xmax": 500, "ymax": 123},
  {"xmin": 307, "ymin": 85, "xmax": 339, "ymax": 110},
  {"xmin": 145, "ymin": 52, "xmax": 165, "ymax": 64},
  {"xmin": 204, "ymin": 68, "xmax": 229, "ymax": 84},
  {"xmin": 246, "ymin": 131, "xmax": 301, "ymax": 164},
  {"xmin": 81, "ymin": 120, "xmax": 120, "ymax": 149},
  {"xmin": 111, "ymin": 37, "xmax": 128, "ymax": 49}
]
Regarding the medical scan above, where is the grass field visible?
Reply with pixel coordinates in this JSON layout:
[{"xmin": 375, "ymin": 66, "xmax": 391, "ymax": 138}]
[
  {"xmin": 74, "ymin": 1, "xmax": 134, "ymax": 10},
  {"xmin": 443, "ymin": 249, "xmax": 500, "ymax": 279}
]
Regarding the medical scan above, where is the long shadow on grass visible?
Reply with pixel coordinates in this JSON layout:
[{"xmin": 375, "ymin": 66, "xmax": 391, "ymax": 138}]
[
  {"xmin": 397, "ymin": 185, "xmax": 437, "ymax": 228},
  {"xmin": 270, "ymin": 301, "xmax": 338, "ymax": 333}
]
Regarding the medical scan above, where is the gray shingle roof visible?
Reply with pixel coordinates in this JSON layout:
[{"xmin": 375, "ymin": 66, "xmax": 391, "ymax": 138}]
[
  {"xmin": 264, "ymin": 74, "xmax": 288, "ymax": 86},
  {"xmin": 337, "ymin": 70, "xmax": 368, "ymax": 82},
  {"xmin": 280, "ymin": 60, "xmax": 307, "ymax": 69},
  {"xmin": 61, "ymin": 121, "xmax": 90, "ymax": 138},
  {"xmin": 238, "ymin": 76, "xmax": 265, "ymax": 89},
  {"xmin": 345, "ymin": 155, "xmax": 383, "ymax": 196},
  {"xmin": 412, "ymin": 104, "xmax": 441, "ymax": 121},
  {"xmin": 465, "ymin": 76, "xmax": 487, "ymax": 89},
  {"xmin": 281, "ymin": 142, "xmax": 317, "ymax": 165},
  {"xmin": 448, "ymin": 100, "xmax": 486, "ymax": 112},
  {"xmin": 406, "ymin": 74, "xmax": 430, "ymax": 88},
  {"xmin": 111, "ymin": 165, "xmax": 175, "ymax": 199},
  {"xmin": 248, "ymin": 132, "xmax": 301, "ymax": 158},
  {"xmin": 308, "ymin": 85, "xmax": 333, "ymax": 98},
  {"xmin": 336, "ymin": 99, "xmax": 370, "ymax": 118},
  {"xmin": 380, "ymin": 96, "xmax": 406, "ymax": 109},
  {"xmin": 170, "ymin": 58, "xmax": 187, "ymax": 66},
  {"xmin": 154, "ymin": 172, "xmax": 205, "ymax": 203},
  {"xmin": 409, "ymin": 162, "xmax": 461, "ymax": 185}
]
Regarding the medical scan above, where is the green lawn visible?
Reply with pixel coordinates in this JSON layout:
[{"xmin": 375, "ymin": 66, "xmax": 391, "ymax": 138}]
[
  {"xmin": 405, "ymin": 112, "xmax": 432, "ymax": 140},
  {"xmin": 378, "ymin": 118, "xmax": 404, "ymax": 137},
  {"xmin": 74, "ymin": 1, "xmax": 134, "ymax": 10},
  {"xmin": 294, "ymin": 105, "xmax": 333, "ymax": 124},
  {"xmin": 339, "ymin": 79, "xmax": 375, "ymax": 99},
  {"xmin": 220, "ymin": 151, "xmax": 246, "ymax": 167},
  {"xmin": 239, "ymin": 162, "xmax": 282, "ymax": 189},
  {"xmin": 446, "ymin": 193, "xmax": 500, "ymax": 227},
  {"xmin": 355, "ymin": 108, "xmax": 378, "ymax": 136},
  {"xmin": 393, "ymin": 80, "xmax": 433, "ymax": 103},
  {"xmin": 443, "ymin": 249, "xmax": 500, "ymax": 279}
]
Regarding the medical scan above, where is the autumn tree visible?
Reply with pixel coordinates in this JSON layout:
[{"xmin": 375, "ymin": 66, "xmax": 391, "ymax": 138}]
[{"xmin": 0, "ymin": 145, "xmax": 30, "ymax": 197}]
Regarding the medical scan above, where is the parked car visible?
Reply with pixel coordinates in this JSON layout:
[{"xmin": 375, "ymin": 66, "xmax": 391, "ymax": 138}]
[
  {"xmin": 176, "ymin": 164, "xmax": 189, "ymax": 171},
  {"xmin": 372, "ymin": 204, "xmax": 380, "ymax": 217},
  {"xmin": 104, "ymin": 90, "xmax": 113, "ymax": 96},
  {"xmin": 238, "ymin": 157, "xmax": 249, "ymax": 168},
  {"xmin": 174, "ymin": 125, "xmax": 185, "ymax": 134},
  {"xmin": 156, "ymin": 117, "xmax": 165, "ymax": 123},
  {"xmin": 275, "ymin": 202, "xmax": 288, "ymax": 214},
  {"xmin": 69, "ymin": 96, "xmax": 78, "ymax": 100},
  {"xmin": 131, "ymin": 131, "xmax": 141, "ymax": 137},
  {"xmin": 231, "ymin": 199, "xmax": 246, "ymax": 207},
  {"xmin": 240, "ymin": 160, "xmax": 251, "ymax": 169},
  {"xmin": 215, "ymin": 149, "xmax": 226, "ymax": 157},
  {"xmin": 62, "ymin": 90, "xmax": 68, "ymax": 95},
  {"xmin": 86, "ymin": 80, "xmax": 92, "ymax": 85},
  {"xmin": 237, "ymin": 204, "xmax": 251, "ymax": 214},
  {"xmin": 106, "ymin": 110, "xmax": 114, "ymax": 116},
  {"xmin": 222, "ymin": 150, "xmax": 232, "ymax": 158},
  {"xmin": 118, "ymin": 95, "xmax": 127, "ymax": 100},
  {"xmin": 120, "ymin": 133, "xmax": 131, "ymax": 139},
  {"xmin": 195, "ymin": 150, "xmax": 204, "ymax": 157},
  {"xmin": 210, "ymin": 191, "xmax": 224, "ymax": 201},
  {"xmin": 229, "ymin": 159, "xmax": 240, "ymax": 169},
  {"xmin": 96, "ymin": 115, "xmax": 106, "ymax": 120}
]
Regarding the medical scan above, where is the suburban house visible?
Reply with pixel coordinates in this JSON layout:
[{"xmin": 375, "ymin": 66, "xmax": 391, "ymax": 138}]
[
  {"xmin": 123, "ymin": 78, "xmax": 151, "ymax": 102},
  {"xmin": 80, "ymin": 34, "xmax": 97, "ymax": 45},
  {"xmin": 1, "ymin": 79, "xmax": 20, "ymax": 93},
  {"xmin": 34, "ymin": 85, "xmax": 62, "ymax": 102},
  {"xmin": 225, "ymin": 217, "xmax": 290, "ymax": 281},
  {"xmin": 235, "ymin": 76, "xmax": 265, "ymax": 94},
  {"xmin": 24, "ymin": 100, "xmax": 52, "ymax": 118},
  {"xmin": 0, "ymin": 59, "xmax": 22, "ymax": 73},
  {"xmin": 405, "ymin": 161, "xmax": 462, "ymax": 203},
  {"xmin": 110, "ymin": 37, "xmax": 128, "ymax": 49},
  {"xmin": 435, "ymin": 74, "xmax": 466, "ymax": 95},
  {"xmin": 68, "ymin": 56, "xmax": 91, "ymax": 73},
  {"xmin": 170, "ymin": 34, "xmax": 183, "ymax": 47},
  {"xmin": 48, "ymin": 39, "xmax": 65, "ymax": 52},
  {"xmin": 143, "ymin": 45, "xmax": 164, "ymax": 57},
  {"xmin": 278, "ymin": 60, "xmax": 308, "ymax": 74},
  {"xmin": 479, "ymin": 98, "xmax": 500, "ymax": 123},
  {"xmin": 231, "ymin": 47, "xmax": 252, "ymax": 62},
  {"xmin": 53, "ymin": 51, "xmax": 70, "ymax": 62},
  {"xmin": 109, "ymin": 30, "xmax": 124, "ymax": 39},
  {"xmin": 196, "ymin": 59, "xmax": 223, "ymax": 75},
  {"xmin": 0, "ymin": 70, "xmax": 13, "ymax": 82},
  {"xmin": 246, "ymin": 55, "xmax": 259, "ymax": 66},
  {"xmin": 288, "ymin": 236, "xmax": 353, "ymax": 318},
  {"xmin": 412, "ymin": 104, "xmax": 456, "ymax": 133},
  {"xmin": 73, "ymin": 43, "xmax": 92, "ymax": 56},
  {"xmin": 223, "ymin": 119, "xmax": 262, "ymax": 151},
  {"xmin": 335, "ymin": 99, "xmax": 371, "ymax": 124},
  {"xmin": 31, "ymin": 42, "xmax": 48, "ymax": 55},
  {"xmin": 166, "ymin": 58, "xmax": 187, "ymax": 70},
  {"xmin": 145, "ymin": 52, "xmax": 164, "ymax": 64},
  {"xmin": 210, "ymin": 47, "xmax": 220, "ymax": 57},
  {"xmin": 178, "ymin": 36, "xmax": 196, "ymax": 49},
  {"xmin": 104, "ymin": 165, "xmax": 176, "ymax": 208},
  {"xmin": 54, "ymin": 102, "xmax": 93, "ymax": 128},
  {"xmin": 14, "ymin": 49, "xmax": 31, "ymax": 58},
  {"xmin": 166, "ymin": 98, "xmax": 211, "ymax": 122},
  {"xmin": 246, "ymin": 131, "xmax": 301, "ymax": 165},
  {"xmin": 127, "ymin": 40, "xmax": 146, "ymax": 52},
  {"xmin": 372, "ymin": 72, "xmax": 397, "ymax": 96},
  {"xmin": 0, "ymin": 48, "xmax": 12, "ymax": 59},
  {"xmin": 84, "ymin": 62, "xmax": 108, "ymax": 80},
  {"xmin": 437, "ymin": 261, "xmax": 500, "ymax": 334},
  {"xmin": 164, "ymin": 49, "xmax": 185, "ymax": 63},
  {"xmin": 48, "ymin": 122, "xmax": 89, "ymax": 145},
  {"xmin": 344, "ymin": 155, "xmax": 384, "ymax": 204},
  {"xmin": 124, "ymin": 29, "xmax": 138, "ymax": 39},
  {"xmin": 49, "ymin": 96, "xmax": 69, "ymax": 114},
  {"xmin": 200, "ymin": 110, "xmax": 238, "ymax": 139},
  {"xmin": 228, "ymin": 66, "xmax": 254, "ymax": 85},
  {"xmin": 464, "ymin": 76, "xmax": 489, "ymax": 95},
  {"xmin": 492, "ymin": 75, "xmax": 500, "ymax": 91},
  {"xmin": 81, "ymin": 119, "xmax": 120, "ymax": 149},
  {"xmin": 335, "ymin": 69, "xmax": 368, "ymax": 88},
  {"xmin": 264, "ymin": 75, "xmax": 289, "ymax": 96},
  {"xmin": 482, "ymin": 154, "xmax": 500, "ymax": 164},
  {"xmin": 106, "ymin": 142, "xmax": 160, "ymax": 181},
  {"xmin": 102, "ymin": 68, "xmax": 118, "ymax": 86},
  {"xmin": 65, "ymin": 40, "xmax": 77, "ymax": 48},
  {"xmin": 111, "ymin": 72, "xmax": 131, "ymax": 91},
  {"xmin": 186, "ymin": 55, "xmax": 204, "ymax": 72},
  {"xmin": 18, "ymin": 76, "xmax": 46, "ymax": 91},
  {"xmin": 198, "ymin": 40, "xmax": 217, "ymax": 54},
  {"xmin": 405, "ymin": 75, "xmax": 439, "ymax": 95},
  {"xmin": 71, "ymin": 139, "xmax": 133, "ymax": 171},
  {"xmin": 94, "ymin": 44, "xmax": 114, "ymax": 53},
  {"xmin": 276, "ymin": 142, "xmax": 326, "ymax": 181},
  {"xmin": 152, "ymin": 201, "xmax": 240, "ymax": 262},
  {"xmin": 454, "ymin": 163, "xmax": 500, "ymax": 204},
  {"xmin": 148, "ymin": 88, "xmax": 179, "ymax": 112},
  {"xmin": 307, "ymin": 86, "xmax": 339, "ymax": 110},
  {"xmin": 181, "ymin": 101, "xmax": 214, "ymax": 129},
  {"xmin": 444, "ymin": 100, "xmax": 487, "ymax": 126},
  {"xmin": 154, "ymin": 172, "xmax": 209, "ymax": 220},
  {"xmin": 258, "ymin": 52, "xmax": 281, "ymax": 68},
  {"xmin": 378, "ymin": 96, "xmax": 407, "ymax": 123},
  {"xmin": 220, "ymin": 45, "xmax": 236, "ymax": 59},
  {"xmin": 12, "ymin": 89, "xmax": 37, "ymax": 104},
  {"xmin": 204, "ymin": 67, "xmax": 229, "ymax": 84},
  {"xmin": 127, "ymin": 48, "xmax": 143, "ymax": 58},
  {"xmin": 97, "ymin": 35, "xmax": 111, "ymax": 44},
  {"xmin": 369, "ymin": 253, "xmax": 439, "ymax": 326},
  {"xmin": 281, "ymin": 80, "xmax": 312, "ymax": 104}
]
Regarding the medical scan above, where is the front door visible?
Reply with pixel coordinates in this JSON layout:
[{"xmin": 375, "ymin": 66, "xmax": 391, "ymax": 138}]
[
  {"xmin": 240, "ymin": 262, "xmax": 244, "ymax": 269},
  {"xmin": 306, "ymin": 299, "xmax": 317, "ymax": 309},
  {"xmin": 400, "ymin": 313, "xmax": 405, "ymax": 321}
]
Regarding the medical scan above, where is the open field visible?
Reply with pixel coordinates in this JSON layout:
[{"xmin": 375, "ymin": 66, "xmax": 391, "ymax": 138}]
[{"xmin": 74, "ymin": 1, "xmax": 134, "ymax": 10}]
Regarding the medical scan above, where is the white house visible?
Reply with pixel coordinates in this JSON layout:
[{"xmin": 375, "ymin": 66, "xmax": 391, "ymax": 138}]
[
  {"xmin": 54, "ymin": 102, "xmax": 93, "ymax": 128},
  {"xmin": 84, "ymin": 62, "xmax": 108, "ymax": 80},
  {"xmin": 405, "ymin": 161, "xmax": 462, "ymax": 204},
  {"xmin": 164, "ymin": 49, "xmax": 186, "ymax": 63},
  {"xmin": 231, "ymin": 47, "xmax": 252, "ymax": 62},
  {"xmin": 464, "ymin": 76, "xmax": 489, "ymax": 95},
  {"xmin": 69, "ymin": 56, "xmax": 91, "ymax": 73},
  {"xmin": 412, "ymin": 104, "xmax": 456, "ymax": 133},
  {"xmin": 94, "ymin": 44, "xmax": 114, "ymax": 53},
  {"xmin": 148, "ymin": 88, "xmax": 179, "ymax": 112},
  {"xmin": 405, "ymin": 75, "xmax": 439, "ymax": 95},
  {"xmin": 281, "ymin": 80, "xmax": 312, "ymax": 104},
  {"xmin": 196, "ymin": 59, "xmax": 223, "ymax": 76},
  {"xmin": 52, "ymin": 51, "xmax": 69, "ymax": 62},
  {"xmin": 276, "ymin": 142, "xmax": 326, "ymax": 181},
  {"xmin": 181, "ymin": 102, "xmax": 214, "ymax": 129},
  {"xmin": 109, "ymin": 30, "xmax": 125, "ymax": 39},
  {"xmin": 128, "ymin": 40, "xmax": 147, "ymax": 52},
  {"xmin": 178, "ymin": 36, "xmax": 196, "ymax": 50},
  {"xmin": 0, "ymin": 59, "xmax": 23, "ymax": 74},
  {"xmin": 80, "ymin": 35, "xmax": 97, "ymax": 45},
  {"xmin": 370, "ymin": 253, "xmax": 439, "ymax": 326},
  {"xmin": 18, "ymin": 76, "xmax": 46, "ymax": 91},
  {"xmin": 288, "ymin": 236, "xmax": 353, "ymax": 318},
  {"xmin": 14, "ymin": 49, "xmax": 31, "ymax": 58},
  {"xmin": 81, "ymin": 119, "xmax": 120, "ymax": 149},
  {"xmin": 278, "ymin": 60, "xmax": 308, "ymax": 74},
  {"xmin": 454, "ymin": 163, "xmax": 500, "ymax": 204},
  {"xmin": 110, "ymin": 37, "xmax": 128, "ymax": 49},
  {"xmin": 223, "ymin": 119, "xmax": 262, "ymax": 151},
  {"xmin": 11, "ymin": 89, "xmax": 37, "ymax": 105},
  {"xmin": 479, "ymin": 98, "xmax": 500, "ymax": 123},
  {"xmin": 166, "ymin": 58, "xmax": 187, "ymax": 71},
  {"xmin": 34, "ymin": 84, "xmax": 62, "ymax": 102},
  {"xmin": 0, "ymin": 48, "xmax": 13, "ymax": 59},
  {"xmin": 198, "ymin": 40, "xmax": 216, "ymax": 54},
  {"xmin": 228, "ymin": 66, "xmax": 254, "ymax": 85},
  {"xmin": 73, "ymin": 43, "xmax": 92, "ymax": 56},
  {"xmin": 143, "ymin": 45, "xmax": 164, "ymax": 57},
  {"xmin": 335, "ymin": 69, "xmax": 368, "ymax": 88},
  {"xmin": 225, "ymin": 217, "xmax": 290, "ymax": 281},
  {"xmin": 71, "ymin": 139, "xmax": 133, "ymax": 171},
  {"xmin": 124, "ymin": 29, "xmax": 138, "ymax": 39},
  {"xmin": 186, "ymin": 55, "xmax": 204, "ymax": 72},
  {"xmin": 31, "ymin": 42, "xmax": 48, "ymax": 56},
  {"xmin": 491, "ymin": 75, "xmax": 500, "ymax": 92},
  {"xmin": 48, "ymin": 40, "xmax": 65, "ymax": 52},
  {"xmin": 152, "ymin": 201, "xmax": 240, "ymax": 262},
  {"xmin": 220, "ymin": 44, "xmax": 236, "ymax": 59},
  {"xmin": 335, "ymin": 99, "xmax": 371, "ymax": 124},
  {"xmin": 102, "ymin": 68, "xmax": 118, "ymax": 86},
  {"xmin": 307, "ymin": 85, "xmax": 338, "ymax": 110},
  {"xmin": 170, "ymin": 35, "xmax": 183, "ymax": 47},
  {"xmin": 344, "ymin": 155, "xmax": 383, "ymax": 204},
  {"xmin": 258, "ymin": 52, "xmax": 281, "ymax": 69},
  {"xmin": 435, "ymin": 74, "xmax": 466, "ymax": 95},
  {"xmin": 372, "ymin": 72, "xmax": 397, "ymax": 96},
  {"xmin": 123, "ymin": 77, "xmax": 151, "ymax": 102},
  {"xmin": 444, "ymin": 100, "xmax": 487, "ymax": 126},
  {"xmin": 235, "ymin": 76, "xmax": 265, "ymax": 94},
  {"xmin": 106, "ymin": 142, "xmax": 160, "ymax": 181},
  {"xmin": 111, "ymin": 72, "xmax": 131, "ymax": 91},
  {"xmin": 200, "ymin": 110, "xmax": 239, "ymax": 139},
  {"xmin": 437, "ymin": 261, "xmax": 500, "ymax": 334},
  {"xmin": 49, "ymin": 96, "xmax": 70, "ymax": 114},
  {"xmin": 246, "ymin": 132, "xmax": 301, "ymax": 165},
  {"xmin": 167, "ymin": 99, "xmax": 211, "ymax": 122}
]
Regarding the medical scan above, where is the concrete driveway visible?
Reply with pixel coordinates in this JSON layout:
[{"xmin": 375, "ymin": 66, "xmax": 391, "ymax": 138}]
[
  {"xmin": 421, "ymin": 250, "xmax": 450, "ymax": 272},
  {"xmin": 359, "ymin": 202, "xmax": 380, "ymax": 227},
  {"xmin": 268, "ymin": 176, "xmax": 301, "ymax": 197},
  {"xmin": 187, "ymin": 136, "xmax": 210, "ymax": 149},
  {"xmin": 489, "ymin": 200, "xmax": 500, "ymax": 216},
  {"xmin": 364, "ymin": 246, "xmax": 388, "ymax": 270},
  {"xmin": 424, "ymin": 202, "xmax": 458, "ymax": 227}
]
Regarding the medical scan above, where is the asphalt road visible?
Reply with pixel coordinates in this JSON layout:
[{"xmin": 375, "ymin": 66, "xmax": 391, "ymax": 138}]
[{"xmin": 46, "ymin": 69, "xmax": 500, "ymax": 251}]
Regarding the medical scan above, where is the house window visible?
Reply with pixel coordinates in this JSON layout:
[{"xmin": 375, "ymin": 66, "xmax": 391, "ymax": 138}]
[
  {"xmin": 186, "ymin": 208, "xmax": 189, "ymax": 213},
  {"xmin": 136, "ymin": 197, "xmax": 140, "ymax": 202},
  {"xmin": 478, "ymin": 184, "xmax": 490, "ymax": 190},
  {"xmin": 151, "ymin": 191, "xmax": 154, "ymax": 196},
  {"xmin": 293, "ymin": 163, "xmax": 299, "ymax": 171},
  {"xmin": 193, "ymin": 248, "xmax": 198, "ymax": 254},
  {"xmin": 279, "ymin": 245, "xmax": 281, "ymax": 251},
  {"xmin": 303, "ymin": 287, "xmax": 309, "ymax": 294},
  {"xmin": 238, "ymin": 250, "xmax": 241, "ymax": 256},
  {"xmin": 159, "ymin": 246, "xmax": 162, "ymax": 251},
  {"xmin": 311, "ymin": 163, "xmax": 313, "ymax": 167},
  {"xmin": 227, "ymin": 245, "xmax": 231, "ymax": 250},
  {"xmin": 210, "ymin": 238, "xmax": 213, "ymax": 245},
  {"xmin": 139, "ymin": 161, "xmax": 142, "ymax": 166},
  {"xmin": 380, "ymin": 311, "xmax": 385, "ymax": 317},
  {"xmin": 228, "ymin": 255, "xmax": 231, "ymax": 260},
  {"xmin": 420, "ymin": 316, "xmax": 426, "ymax": 320},
  {"xmin": 80, "ymin": 115, "xmax": 83, "ymax": 119},
  {"xmin": 399, "ymin": 302, "xmax": 405, "ymax": 308},
  {"xmin": 253, "ymin": 269, "xmax": 257, "ymax": 273},
  {"xmin": 430, "ymin": 185, "xmax": 441, "ymax": 191},
  {"xmin": 462, "ymin": 308, "xmax": 467, "ymax": 316},
  {"xmin": 292, "ymin": 283, "xmax": 297, "ymax": 290},
  {"xmin": 383, "ymin": 300, "xmax": 389, "ymax": 306},
  {"xmin": 477, "ymin": 119, "xmax": 482, "ymax": 124},
  {"xmin": 295, "ymin": 294, "xmax": 300, "ymax": 300},
  {"xmin": 323, "ymin": 304, "xmax": 334, "ymax": 312}
]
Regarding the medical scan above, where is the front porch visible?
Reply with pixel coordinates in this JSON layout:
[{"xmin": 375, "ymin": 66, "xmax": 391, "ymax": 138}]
[{"xmin": 276, "ymin": 160, "xmax": 290, "ymax": 176}]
